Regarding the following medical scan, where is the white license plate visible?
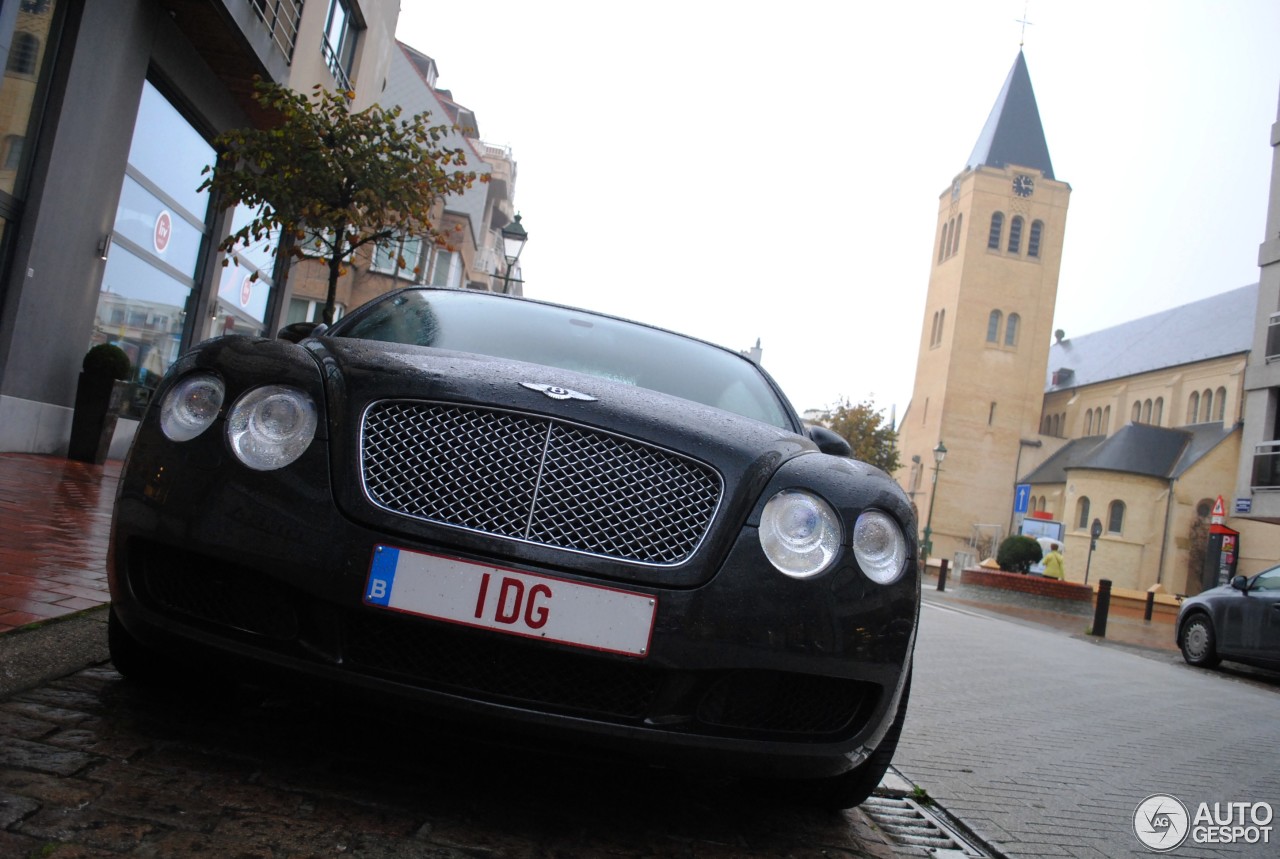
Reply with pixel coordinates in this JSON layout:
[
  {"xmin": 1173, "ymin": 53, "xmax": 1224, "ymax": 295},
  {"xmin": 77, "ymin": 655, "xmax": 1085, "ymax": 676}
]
[{"xmin": 363, "ymin": 545, "xmax": 657, "ymax": 658}]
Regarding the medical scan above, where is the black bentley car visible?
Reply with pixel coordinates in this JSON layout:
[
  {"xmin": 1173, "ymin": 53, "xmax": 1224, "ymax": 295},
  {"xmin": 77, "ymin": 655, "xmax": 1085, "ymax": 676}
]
[{"xmin": 108, "ymin": 287, "xmax": 919, "ymax": 808}]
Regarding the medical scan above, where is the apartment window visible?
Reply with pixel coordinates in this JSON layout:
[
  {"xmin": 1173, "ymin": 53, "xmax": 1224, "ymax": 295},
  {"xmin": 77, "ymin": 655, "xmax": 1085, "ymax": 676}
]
[
  {"xmin": 322, "ymin": 0, "xmax": 360, "ymax": 90},
  {"xmin": 2, "ymin": 135, "xmax": 22, "ymax": 171},
  {"xmin": 1004, "ymin": 312, "xmax": 1020, "ymax": 347},
  {"xmin": 988, "ymin": 212, "xmax": 1003, "ymax": 249},
  {"xmin": 370, "ymin": 234, "xmax": 425, "ymax": 280},
  {"xmin": 1008, "ymin": 216, "xmax": 1023, "ymax": 254},
  {"xmin": 1215, "ymin": 387, "xmax": 1227, "ymax": 422},
  {"xmin": 1028, "ymin": 220, "xmax": 1043, "ymax": 258},
  {"xmin": 286, "ymin": 298, "xmax": 344, "ymax": 325},
  {"xmin": 1077, "ymin": 497, "xmax": 1091, "ymax": 529},
  {"xmin": 987, "ymin": 309, "xmax": 1002, "ymax": 343},
  {"xmin": 429, "ymin": 249, "xmax": 461, "ymax": 289},
  {"xmin": 1107, "ymin": 500, "xmax": 1125, "ymax": 534}
]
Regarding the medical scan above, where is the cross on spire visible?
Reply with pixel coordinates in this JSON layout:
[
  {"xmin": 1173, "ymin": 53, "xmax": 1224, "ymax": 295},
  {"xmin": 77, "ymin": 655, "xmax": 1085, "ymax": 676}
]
[{"xmin": 1016, "ymin": 1, "xmax": 1033, "ymax": 48}]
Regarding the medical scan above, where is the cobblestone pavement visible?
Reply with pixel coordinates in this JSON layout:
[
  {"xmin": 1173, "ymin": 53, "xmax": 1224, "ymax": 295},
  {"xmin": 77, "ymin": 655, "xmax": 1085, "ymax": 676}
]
[
  {"xmin": 894, "ymin": 594, "xmax": 1280, "ymax": 859},
  {"xmin": 0, "ymin": 644, "xmax": 900, "ymax": 858}
]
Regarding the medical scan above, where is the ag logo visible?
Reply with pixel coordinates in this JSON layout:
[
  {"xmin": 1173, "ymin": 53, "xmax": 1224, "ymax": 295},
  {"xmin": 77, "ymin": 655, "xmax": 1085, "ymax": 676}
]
[{"xmin": 1134, "ymin": 794, "xmax": 1189, "ymax": 852}]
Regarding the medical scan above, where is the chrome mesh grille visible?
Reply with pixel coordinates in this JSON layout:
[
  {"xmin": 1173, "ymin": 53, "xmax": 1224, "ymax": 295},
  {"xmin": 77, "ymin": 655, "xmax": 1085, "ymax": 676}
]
[{"xmin": 360, "ymin": 401, "xmax": 722, "ymax": 565}]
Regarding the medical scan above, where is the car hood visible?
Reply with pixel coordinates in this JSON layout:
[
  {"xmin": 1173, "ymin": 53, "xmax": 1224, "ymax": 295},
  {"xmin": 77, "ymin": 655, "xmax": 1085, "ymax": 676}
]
[{"xmin": 309, "ymin": 337, "xmax": 816, "ymax": 588}]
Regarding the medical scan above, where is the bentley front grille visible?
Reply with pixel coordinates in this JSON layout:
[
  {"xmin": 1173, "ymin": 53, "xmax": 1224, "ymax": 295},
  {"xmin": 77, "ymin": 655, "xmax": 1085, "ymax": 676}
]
[{"xmin": 360, "ymin": 401, "xmax": 722, "ymax": 565}]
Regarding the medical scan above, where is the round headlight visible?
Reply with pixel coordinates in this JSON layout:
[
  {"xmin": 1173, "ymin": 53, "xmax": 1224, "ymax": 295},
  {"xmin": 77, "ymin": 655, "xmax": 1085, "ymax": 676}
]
[
  {"xmin": 759, "ymin": 490, "xmax": 841, "ymax": 578},
  {"xmin": 853, "ymin": 510, "xmax": 907, "ymax": 585},
  {"xmin": 226, "ymin": 385, "xmax": 318, "ymax": 471},
  {"xmin": 160, "ymin": 373, "xmax": 225, "ymax": 442}
]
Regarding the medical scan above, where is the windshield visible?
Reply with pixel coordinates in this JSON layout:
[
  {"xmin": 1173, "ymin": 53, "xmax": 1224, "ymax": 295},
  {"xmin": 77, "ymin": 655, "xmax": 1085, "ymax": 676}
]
[{"xmin": 332, "ymin": 289, "xmax": 796, "ymax": 430}]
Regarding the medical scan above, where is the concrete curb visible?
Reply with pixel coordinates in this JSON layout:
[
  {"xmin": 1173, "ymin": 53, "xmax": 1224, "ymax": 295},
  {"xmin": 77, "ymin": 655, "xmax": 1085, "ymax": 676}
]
[{"xmin": 0, "ymin": 605, "xmax": 110, "ymax": 698}]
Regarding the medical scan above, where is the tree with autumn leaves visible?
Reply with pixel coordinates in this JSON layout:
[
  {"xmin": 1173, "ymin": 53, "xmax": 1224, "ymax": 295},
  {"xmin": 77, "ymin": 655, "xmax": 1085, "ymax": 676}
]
[
  {"xmin": 200, "ymin": 81, "xmax": 483, "ymax": 324},
  {"xmin": 816, "ymin": 398, "xmax": 900, "ymax": 474}
]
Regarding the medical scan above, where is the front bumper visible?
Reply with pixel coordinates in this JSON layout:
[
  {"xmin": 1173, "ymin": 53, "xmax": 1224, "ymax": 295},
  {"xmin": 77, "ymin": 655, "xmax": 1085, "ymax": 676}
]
[{"xmin": 110, "ymin": 436, "xmax": 916, "ymax": 781}]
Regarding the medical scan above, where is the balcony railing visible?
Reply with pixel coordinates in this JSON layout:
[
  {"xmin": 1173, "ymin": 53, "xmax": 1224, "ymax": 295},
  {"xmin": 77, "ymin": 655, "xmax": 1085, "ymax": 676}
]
[
  {"xmin": 248, "ymin": 0, "xmax": 303, "ymax": 63},
  {"xmin": 1252, "ymin": 441, "xmax": 1280, "ymax": 488}
]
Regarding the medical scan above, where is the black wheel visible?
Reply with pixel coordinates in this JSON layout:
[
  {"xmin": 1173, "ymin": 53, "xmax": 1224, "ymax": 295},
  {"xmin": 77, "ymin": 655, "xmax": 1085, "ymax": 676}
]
[
  {"xmin": 793, "ymin": 668, "xmax": 912, "ymax": 810},
  {"xmin": 1179, "ymin": 613, "xmax": 1220, "ymax": 668},
  {"xmin": 108, "ymin": 608, "xmax": 175, "ymax": 684}
]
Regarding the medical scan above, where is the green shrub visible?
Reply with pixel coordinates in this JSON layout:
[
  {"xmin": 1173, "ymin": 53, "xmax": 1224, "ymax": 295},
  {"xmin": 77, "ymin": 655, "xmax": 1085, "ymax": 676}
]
[
  {"xmin": 82, "ymin": 343, "xmax": 131, "ymax": 381},
  {"xmin": 996, "ymin": 535, "xmax": 1042, "ymax": 573}
]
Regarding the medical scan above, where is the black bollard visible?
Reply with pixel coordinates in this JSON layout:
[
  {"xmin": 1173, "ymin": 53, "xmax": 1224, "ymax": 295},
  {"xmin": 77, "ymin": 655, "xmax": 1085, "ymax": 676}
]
[
  {"xmin": 1144, "ymin": 591, "xmax": 1155, "ymax": 622},
  {"xmin": 1091, "ymin": 579, "xmax": 1111, "ymax": 638},
  {"xmin": 937, "ymin": 558, "xmax": 949, "ymax": 592}
]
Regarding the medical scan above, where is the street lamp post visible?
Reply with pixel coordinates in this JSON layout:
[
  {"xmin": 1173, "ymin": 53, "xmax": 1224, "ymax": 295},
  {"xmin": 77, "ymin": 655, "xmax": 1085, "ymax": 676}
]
[
  {"xmin": 921, "ymin": 440, "xmax": 947, "ymax": 566},
  {"xmin": 499, "ymin": 213, "xmax": 527, "ymax": 294}
]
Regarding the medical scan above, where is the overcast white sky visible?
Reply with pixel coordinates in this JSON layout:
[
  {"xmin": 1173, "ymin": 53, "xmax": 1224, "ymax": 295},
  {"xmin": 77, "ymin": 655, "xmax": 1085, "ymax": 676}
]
[{"xmin": 395, "ymin": 0, "xmax": 1280, "ymax": 420}]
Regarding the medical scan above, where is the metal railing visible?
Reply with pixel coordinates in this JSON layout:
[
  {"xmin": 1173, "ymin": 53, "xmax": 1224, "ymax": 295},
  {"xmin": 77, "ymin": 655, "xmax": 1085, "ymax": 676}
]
[{"xmin": 248, "ymin": 0, "xmax": 303, "ymax": 63}]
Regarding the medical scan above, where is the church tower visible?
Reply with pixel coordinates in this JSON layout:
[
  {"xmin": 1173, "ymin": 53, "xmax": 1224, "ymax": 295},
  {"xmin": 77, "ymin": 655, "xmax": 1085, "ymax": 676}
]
[{"xmin": 896, "ymin": 51, "xmax": 1070, "ymax": 565}]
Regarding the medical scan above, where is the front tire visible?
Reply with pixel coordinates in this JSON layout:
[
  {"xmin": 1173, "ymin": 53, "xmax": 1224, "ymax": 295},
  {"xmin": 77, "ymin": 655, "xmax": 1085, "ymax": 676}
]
[
  {"xmin": 1179, "ymin": 613, "xmax": 1220, "ymax": 668},
  {"xmin": 108, "ymin": 608, "xmax": 175, "ymax": 684}
]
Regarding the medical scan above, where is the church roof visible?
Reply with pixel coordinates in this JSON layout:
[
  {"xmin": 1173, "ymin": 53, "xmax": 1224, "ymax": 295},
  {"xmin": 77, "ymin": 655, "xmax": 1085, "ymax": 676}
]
[
  {"xmin": 1021, "ymin": 422, "xmax": 1237, "ymax": 485},
  {"xmin": 966, "ymin": 51, "xmax": 1055, "ymax": 180},
  {"xmin": 1045, "ymin": 283, "xmax": 1258, "ymax": 392}
]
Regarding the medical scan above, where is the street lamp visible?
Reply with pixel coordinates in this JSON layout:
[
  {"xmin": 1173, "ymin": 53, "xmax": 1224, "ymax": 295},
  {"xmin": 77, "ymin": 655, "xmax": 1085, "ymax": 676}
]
[
  {"xmin": 921, "ymin": 440, "xmax": 947, "ymax": 566},
  {"xmin": 499, "ymin": 213, "xmax": 527, "ymax": 294}
]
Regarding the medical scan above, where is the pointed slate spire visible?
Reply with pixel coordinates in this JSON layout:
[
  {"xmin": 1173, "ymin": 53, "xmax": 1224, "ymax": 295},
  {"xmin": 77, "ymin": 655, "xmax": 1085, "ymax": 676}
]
[{"xmin": 966, "ymin": 51, "xmax": 1055, "ymax": 180}]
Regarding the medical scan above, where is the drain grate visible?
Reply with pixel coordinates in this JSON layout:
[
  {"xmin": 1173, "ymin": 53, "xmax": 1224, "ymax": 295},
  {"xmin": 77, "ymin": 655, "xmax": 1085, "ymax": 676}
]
[{"xmin": 862, "ymin": 794, "xmax": 990, "ymax": 856}]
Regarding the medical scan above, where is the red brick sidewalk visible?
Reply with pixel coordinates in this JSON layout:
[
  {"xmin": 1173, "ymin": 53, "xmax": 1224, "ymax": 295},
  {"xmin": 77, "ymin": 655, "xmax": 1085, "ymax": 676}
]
[{"xmin": 0, "ymin": 454, "xmax": 118, "ymax": 633}]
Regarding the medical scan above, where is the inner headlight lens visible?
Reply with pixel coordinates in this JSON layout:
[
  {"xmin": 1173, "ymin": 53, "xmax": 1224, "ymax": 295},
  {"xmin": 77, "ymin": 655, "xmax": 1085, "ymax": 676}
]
[
  {"xmin": 159, "ymin": 373, "xmax": 225, "ymax": 442},
  {"xmin": 226, "ymin": 385, "xmax": 318, "ymax": 471},
  {"xmin": 853, "ymin": 510, "xmax": 908, "ymax": 585},
  {"xmin": 759, "ymin": 490, "xmax": 841, "ymax": 578}
]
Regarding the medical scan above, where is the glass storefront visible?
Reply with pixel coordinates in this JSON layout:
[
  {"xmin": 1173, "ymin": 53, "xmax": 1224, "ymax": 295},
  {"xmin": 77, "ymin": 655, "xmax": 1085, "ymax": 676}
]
[{"xmin": 92, "ymin": 81, "xmax": 276, "ymax": 413}]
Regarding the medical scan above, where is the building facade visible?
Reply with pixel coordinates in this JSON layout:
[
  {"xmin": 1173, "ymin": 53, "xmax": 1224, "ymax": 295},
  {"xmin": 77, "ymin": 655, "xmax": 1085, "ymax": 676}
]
[{"xmin": 0, "ymin": 0, "xmax": 401, "ymax": 456}]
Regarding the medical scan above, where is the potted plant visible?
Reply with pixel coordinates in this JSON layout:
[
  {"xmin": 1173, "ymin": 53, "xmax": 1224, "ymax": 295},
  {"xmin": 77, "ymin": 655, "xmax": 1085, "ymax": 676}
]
[{"xmin": 67, "ymin": 343, "xmax": 131, "ymax": 464}]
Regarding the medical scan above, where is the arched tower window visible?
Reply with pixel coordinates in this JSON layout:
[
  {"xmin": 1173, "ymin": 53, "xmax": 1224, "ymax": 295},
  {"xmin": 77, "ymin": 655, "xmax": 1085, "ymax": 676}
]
[
  {"xmin": 937, "ymin": 224, "xmax": 947, "ymax": 264},
  {"xmin": 1102, "ymin": 406, "xmax": 1111, "ymax": 434},
  {"xmin": 1131, "ymin": 401, "xmax": 1141, "ymax": 423},
  {"xmin": 1028, "ymin": 220, "xmax": 1044, "ymax": 258},
  {"xmin": 950, "ymin": 213, "xmax": 962, "ymax": 256},
  {"xmin": 1142, "ymin": 399, "xmax": 1152, "ymax": 423},
  {"xmin": 1076, "ymin": 497, "xmax": 1091, "ymax": 529},
  {"xmin": 1008, "ymin": 216, "xmax": 1024, "ymax": 254},
  {"xmin": 1085, "ymin": 409, "xmax": 1094, "ymax": 435},
  {"xmin": 987, "ymin": 310, "xmax": 1002, "ymax": 343},
  {"xmin": 1215, "ymin": 387, "xmax": 1227, "ymax": 421},
  {"xmin": 1004, "ymin": 312, "xmax": 1020, "ymax": 347},
  {"xmin": 5, "ymin": 33, "xmax": 39, "ymax": 75},
  {"xmin": 1187, "ymin": 391, "xmax": 1200, "ymax": 424},
  {"xmin": 1153, "ymin": 397, "xmax": 1164, "ymax": 426},
  {"xmin": 1202, "ymin": 389, "xmax": 1213, "ymax": 423},
  {"xmin": 988, "ymin": 212, "xmax": 1004, "ymax": 250}
]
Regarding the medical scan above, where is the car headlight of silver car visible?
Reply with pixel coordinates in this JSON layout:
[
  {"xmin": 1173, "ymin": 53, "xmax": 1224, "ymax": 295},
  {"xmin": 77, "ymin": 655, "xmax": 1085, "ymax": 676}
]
[
  {"xmin": 225, "ymin": 385, "xmax": 318, "ymax": 471},
  {"xmin": 159, "ymin": 372, "xmax": 225, "ymax": 442},
  {"xmin": 853, "ymin": 510, "xmax": 908, "ymax": 585},
  {"xmin": 759, "ymin": 489, "xmax": 842, "ymax": 578}
]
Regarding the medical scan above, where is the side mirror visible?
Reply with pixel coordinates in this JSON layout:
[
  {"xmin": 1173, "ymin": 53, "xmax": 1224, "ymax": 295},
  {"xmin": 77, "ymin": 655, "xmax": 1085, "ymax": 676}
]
[
  {"xmin": 1231, "ymin": 575, "xmax": 1250, "ymax": 593},
  {"xmin": 807, "ymin": 425, "xmax": 852, "ymax": 457},
  {"xmin": 277, "ymin": 322, "xmax": 328, "ymax": 343}
]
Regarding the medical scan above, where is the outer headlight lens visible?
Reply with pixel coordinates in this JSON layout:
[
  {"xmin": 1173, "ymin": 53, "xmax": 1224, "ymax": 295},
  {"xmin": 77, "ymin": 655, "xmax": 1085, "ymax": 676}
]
[
  {"xmin": 159, "ymin": 373, "xmax": 225, "ymax": 442},
  {"xmin": 853, "ymin": 510, "xmax": 908, "ymax": 585},
  {"xmin": 759, "ymin": 490, "xmax": 841, "ymax": 578},
  {"xmin": 226, "ymin": 385, "xmax": 318, "ymax": 471}
]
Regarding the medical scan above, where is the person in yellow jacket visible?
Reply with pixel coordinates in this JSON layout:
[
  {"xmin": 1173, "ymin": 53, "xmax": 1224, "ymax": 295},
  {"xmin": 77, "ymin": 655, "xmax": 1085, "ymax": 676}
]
[{"xmin": 1042, "ymin": 543, "xmax": 1065, "ymax": 580}]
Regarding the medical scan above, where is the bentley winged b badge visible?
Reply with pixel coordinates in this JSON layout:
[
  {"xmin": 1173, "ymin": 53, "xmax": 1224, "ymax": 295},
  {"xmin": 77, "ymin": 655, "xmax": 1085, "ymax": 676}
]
[{"xmin": 520, "ymin": 382, "xmax": 598, "ymax": 402}]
